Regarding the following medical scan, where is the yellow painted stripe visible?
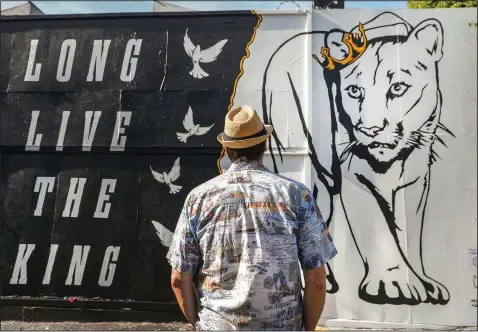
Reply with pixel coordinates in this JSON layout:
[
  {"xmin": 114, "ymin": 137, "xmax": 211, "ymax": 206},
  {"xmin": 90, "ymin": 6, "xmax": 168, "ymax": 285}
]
[
  {"xmin": 216, "ymin": 11, "xmax": 263, "ymax": 174},
  {"xmin": 315, "ymin": 327, "xmax": 328, "ymax": 330}
]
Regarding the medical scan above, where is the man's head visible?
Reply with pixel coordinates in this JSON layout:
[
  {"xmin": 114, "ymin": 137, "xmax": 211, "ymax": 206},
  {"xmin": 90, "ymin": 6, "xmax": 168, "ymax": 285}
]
[
  {"xmin": 225, "ymin": 140, "xmax": 267, "ymax": 163},
  {"xmin": 217, "ymin": 105, "xmax": 273, "ymax": 162}
]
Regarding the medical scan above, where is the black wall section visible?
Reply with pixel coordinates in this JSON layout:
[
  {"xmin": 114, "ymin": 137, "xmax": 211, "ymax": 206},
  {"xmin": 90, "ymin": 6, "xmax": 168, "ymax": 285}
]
[{"xmin": 0, "ymin": 12, "xmax": 260, "ymax": 310}]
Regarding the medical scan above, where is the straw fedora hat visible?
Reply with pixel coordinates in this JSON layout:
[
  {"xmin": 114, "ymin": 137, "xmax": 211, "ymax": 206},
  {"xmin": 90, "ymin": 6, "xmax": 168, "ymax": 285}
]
[{"xmin": 217, "ymin": 105, "xmax": 273, "ymax": 149}]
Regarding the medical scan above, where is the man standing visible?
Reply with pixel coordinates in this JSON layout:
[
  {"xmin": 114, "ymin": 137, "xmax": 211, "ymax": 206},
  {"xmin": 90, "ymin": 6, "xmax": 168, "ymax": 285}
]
[{"xmin": 167, "ymin": 106, "xmax": 337, "ymax": 330}]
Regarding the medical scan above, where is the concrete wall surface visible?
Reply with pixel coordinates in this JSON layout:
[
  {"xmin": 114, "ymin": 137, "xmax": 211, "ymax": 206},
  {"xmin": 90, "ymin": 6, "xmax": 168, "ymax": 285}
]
[
  {"xmin": 0, "ymin": 9, "xmax": 476, "ymax": 328},
  {"xmin": 1, "ymin": 2, "xmax": 44, "ymax": 16},
  {"xmin": 153, "ymin": 1, "xmax": 194, "ymax": 12}
]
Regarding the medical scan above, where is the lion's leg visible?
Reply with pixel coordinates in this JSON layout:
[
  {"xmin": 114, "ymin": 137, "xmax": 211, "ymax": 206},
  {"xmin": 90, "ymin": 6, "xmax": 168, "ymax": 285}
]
[
  {"xmin": 399, "ymin": 172, "xmax": 450, "ymax": 305},
  {"xmin": 340, "ymin": 172, "xmax": 431, "ymax": 305}
]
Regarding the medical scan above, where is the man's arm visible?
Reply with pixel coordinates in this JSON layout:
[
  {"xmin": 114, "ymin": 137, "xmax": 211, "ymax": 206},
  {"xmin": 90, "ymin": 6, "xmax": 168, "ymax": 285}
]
[
  {"xmin": 297, "ymin": 189, "xmax": 338, "ymax": 331},
  {"xmin": 166, "ymin": 200, "xmax": 201, "ymax": 330},
  {"xmin": 303, "ymin": 266, "xmax": 327, "ymax": 331},
  {"xmin": 171, "ymin": 268, "xmax": 198, "ymax": 329}
]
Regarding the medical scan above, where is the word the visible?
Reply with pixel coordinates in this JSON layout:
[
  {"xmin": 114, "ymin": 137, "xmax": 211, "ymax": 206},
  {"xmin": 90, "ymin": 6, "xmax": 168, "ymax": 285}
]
[{"xmin": 33, "ymin": 177, "xmax": 117, "ymax": 219}]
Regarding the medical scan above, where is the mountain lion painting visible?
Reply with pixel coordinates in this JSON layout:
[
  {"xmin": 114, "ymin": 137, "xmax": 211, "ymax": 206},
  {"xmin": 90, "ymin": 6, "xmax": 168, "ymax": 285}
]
[{"xmin": 261, "ymin": 12, "xmax": 452, "ymax": 305}]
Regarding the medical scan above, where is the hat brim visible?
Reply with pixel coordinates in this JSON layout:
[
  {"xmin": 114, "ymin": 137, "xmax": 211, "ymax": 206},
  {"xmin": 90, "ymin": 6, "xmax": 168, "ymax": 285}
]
[{"xmin": 217, "ymin": 125, "xmax": 273, "ymax": 149}]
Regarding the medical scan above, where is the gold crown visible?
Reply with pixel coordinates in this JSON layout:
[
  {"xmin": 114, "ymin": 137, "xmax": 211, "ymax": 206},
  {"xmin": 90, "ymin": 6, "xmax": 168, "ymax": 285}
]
[{"xmin": 312, "ymin": 24, "xmax": 367, "ymax": 70}]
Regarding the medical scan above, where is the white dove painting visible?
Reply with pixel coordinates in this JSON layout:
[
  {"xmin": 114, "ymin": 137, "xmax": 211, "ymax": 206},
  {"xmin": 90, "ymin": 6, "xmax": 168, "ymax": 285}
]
[
  {"xmin": 150, "ymin": 157, "xmax": 182, "ymax": 194},
  {"xmin": 183, "ymin": 28, "xmax": 228, "ymax": 79},
  {"xmin": 177, "ymin": 106, "xmax": 215, "ymax": 143},
  {"xmin": 151, "ymin": 220, "xmax": 174, "ymax": 248}
]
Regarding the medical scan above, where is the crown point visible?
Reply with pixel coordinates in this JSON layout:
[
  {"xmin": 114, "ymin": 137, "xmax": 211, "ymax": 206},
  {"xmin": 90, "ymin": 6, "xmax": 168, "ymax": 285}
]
[{"xmin": 318, "ymin": 26, "xmax": 369, "ymax": 71}]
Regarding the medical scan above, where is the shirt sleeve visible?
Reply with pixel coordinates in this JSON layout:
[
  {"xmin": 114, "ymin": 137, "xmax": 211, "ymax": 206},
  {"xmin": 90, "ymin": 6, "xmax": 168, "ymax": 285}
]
[
  {"xmin": 297, "ymin": 189, "xmax": 338, "ymax": 270},
  {"xmin": 166, "ymin": 201, "xmax": 201, "ymax": 274}
]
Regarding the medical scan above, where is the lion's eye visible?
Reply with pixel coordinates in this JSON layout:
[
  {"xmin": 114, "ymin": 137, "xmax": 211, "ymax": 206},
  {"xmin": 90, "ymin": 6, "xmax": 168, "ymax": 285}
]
[
  {"xmin": 387, "ymin": 82, "xmax": 411, "ymax": 99},
  {"xmin": 345, "ymin": 85, "xmax": 363, "ymax": 99}
]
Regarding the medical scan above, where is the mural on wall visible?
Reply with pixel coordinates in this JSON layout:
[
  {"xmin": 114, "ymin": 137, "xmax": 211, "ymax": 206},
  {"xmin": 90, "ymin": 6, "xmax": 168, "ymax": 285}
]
[
  {"xmin": 262, "ymin": 12, "xmax": 451, "ymax": 305},
  {"xmin": 1, "ymin": 8, "xmax": 476, "ymax": 326},
  {"xmin": 0, "ymin": 12, "xmax": 261, "ymax": 302}
]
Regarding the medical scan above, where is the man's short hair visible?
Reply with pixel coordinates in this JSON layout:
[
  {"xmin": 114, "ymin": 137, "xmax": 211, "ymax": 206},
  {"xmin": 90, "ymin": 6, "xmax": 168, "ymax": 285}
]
[{"xmin": 225, "ymin": 141, "xmax": 267, "ymax": 162}]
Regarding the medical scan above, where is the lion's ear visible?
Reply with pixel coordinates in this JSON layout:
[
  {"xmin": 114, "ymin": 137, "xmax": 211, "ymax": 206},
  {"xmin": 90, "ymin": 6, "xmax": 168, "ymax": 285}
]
[{"xmin": 408, "ymin": 19, "xmax": 444, "ymax": 62}]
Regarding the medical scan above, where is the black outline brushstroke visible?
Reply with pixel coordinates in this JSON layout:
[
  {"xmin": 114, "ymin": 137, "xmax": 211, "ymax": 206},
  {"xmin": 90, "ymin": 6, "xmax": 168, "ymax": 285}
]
[
  {"xmin": 286, "ymin": 70, "xmax": 340, "ymax": 294},
  {"xmin": 312, "ymin": 184, "xmax": 339, "ymax": 294}
]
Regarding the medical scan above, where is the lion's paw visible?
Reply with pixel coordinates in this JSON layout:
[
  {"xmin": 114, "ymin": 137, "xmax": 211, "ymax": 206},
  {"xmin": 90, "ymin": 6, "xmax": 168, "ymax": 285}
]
[
  {"xmin": 421, "ymin": 275, "xmax": 450, "ymax": 305},
  {"xmin": 358, "ymin": 267, "xmax": 427, "ymax": 305}
]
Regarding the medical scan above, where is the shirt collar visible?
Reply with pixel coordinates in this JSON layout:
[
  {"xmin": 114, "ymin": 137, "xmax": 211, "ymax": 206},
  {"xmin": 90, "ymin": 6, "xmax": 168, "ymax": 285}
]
[{"xmin": 227, "ymin": 157, "xmax": 269, "ymax": 173}]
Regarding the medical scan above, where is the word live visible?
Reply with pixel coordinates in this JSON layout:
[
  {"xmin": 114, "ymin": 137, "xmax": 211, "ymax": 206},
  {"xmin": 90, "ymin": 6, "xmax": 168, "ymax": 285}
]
[{"xmin": 26, "ymin": 110, "xmax": 131, "ymax": 152}]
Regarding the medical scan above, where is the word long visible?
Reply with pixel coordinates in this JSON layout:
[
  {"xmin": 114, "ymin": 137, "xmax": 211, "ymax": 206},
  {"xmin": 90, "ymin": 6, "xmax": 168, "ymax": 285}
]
[
  {"xmin": 10, "ymin": 244, "xmax": 121, "ymax": 287},
  {"xmin": 26, "ymin": 110, "xmax": 131, "ymax": 152},
  {"xmin": 24, "ymin": 39, "xmax": 142, "ymax": 82}
]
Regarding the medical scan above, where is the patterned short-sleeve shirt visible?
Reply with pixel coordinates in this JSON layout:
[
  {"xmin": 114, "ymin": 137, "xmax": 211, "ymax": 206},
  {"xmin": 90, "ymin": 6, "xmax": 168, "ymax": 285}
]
[{"xmin": 166, "ymin": 157, "xmax": 337, "ymax": 330}]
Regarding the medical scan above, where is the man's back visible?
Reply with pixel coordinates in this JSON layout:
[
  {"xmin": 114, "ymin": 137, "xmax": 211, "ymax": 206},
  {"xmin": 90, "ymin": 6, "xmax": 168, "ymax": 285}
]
[{"xmin": 167, "ymin": 157, "xmax": 337, "ymax": 330}]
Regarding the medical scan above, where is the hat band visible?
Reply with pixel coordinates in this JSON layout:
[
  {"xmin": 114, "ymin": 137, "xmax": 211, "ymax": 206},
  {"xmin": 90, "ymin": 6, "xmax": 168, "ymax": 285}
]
[{"xmin": 222, "ymin": 126, "xmax": 267, "ymax": 142}]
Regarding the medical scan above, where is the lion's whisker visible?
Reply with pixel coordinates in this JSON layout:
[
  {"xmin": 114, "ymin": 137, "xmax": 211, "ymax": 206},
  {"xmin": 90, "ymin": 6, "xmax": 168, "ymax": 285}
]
[
  {"xmin": 437, "ymin": 122, "xmax": 455, "ymax": 138},
  {"xmin": 339, "ymin": 141, "xmax": 357, "ymax": 164}
]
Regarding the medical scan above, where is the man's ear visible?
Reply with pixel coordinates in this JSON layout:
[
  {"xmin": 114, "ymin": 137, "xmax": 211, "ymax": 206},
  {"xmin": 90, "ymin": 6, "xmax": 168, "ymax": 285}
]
[{"xmin": 408, "ymin": 19, "xmax": 444, "ymax": 62}]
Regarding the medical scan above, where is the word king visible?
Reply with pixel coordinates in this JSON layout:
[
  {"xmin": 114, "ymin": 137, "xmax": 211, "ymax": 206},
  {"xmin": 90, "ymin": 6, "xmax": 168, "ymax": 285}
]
[{"xmin": 10, "ymin": 244, "xmax": 121, "ymax": 287}]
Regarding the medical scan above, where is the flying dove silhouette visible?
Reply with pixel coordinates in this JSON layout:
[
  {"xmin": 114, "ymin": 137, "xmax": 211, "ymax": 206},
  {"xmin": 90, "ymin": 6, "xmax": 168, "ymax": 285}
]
[
  {"xmin": 151, "ymin": 220, "xmax": 174, "ymax": 247},
  {"xmin": 177, "ymin": 106, "xmax": 214, "ymax": 143},
  {"xmin": 183, "ymin": 28, "xmax": 228, "ymax": 79},
  {"xmin": 150, "ymin": 157, "xmax": 182, "ymax": 194}
]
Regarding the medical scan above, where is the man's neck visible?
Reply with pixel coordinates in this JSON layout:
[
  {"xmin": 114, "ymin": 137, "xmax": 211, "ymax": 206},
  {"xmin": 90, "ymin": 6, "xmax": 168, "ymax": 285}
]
[
  {"xmin": 232, "ymin": 157, "xmax": 263, "ymax": 164},
  {"xmin": 228, "ymin": 157, "xmax": 267, "ymax": 172}
]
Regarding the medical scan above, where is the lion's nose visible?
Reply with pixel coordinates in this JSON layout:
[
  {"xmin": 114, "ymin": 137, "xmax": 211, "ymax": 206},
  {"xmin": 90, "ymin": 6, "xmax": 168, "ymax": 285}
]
[
  {"xmin": 357, "ymin": 119, "xmax": 388, "ymax": 138},
  {"xmin": 357, "ymin": 126, "xmax": 381, "ymax": 137}
]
